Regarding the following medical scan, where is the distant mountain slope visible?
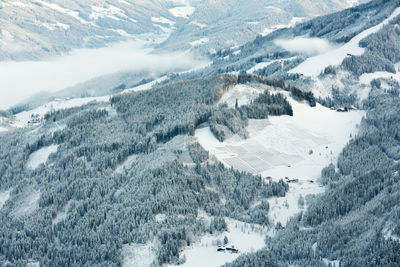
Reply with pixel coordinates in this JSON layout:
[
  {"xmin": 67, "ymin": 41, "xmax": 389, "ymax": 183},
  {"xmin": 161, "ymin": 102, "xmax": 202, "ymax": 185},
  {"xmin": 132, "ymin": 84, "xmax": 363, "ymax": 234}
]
[
  {"xmin": 0, "ymin": 0, "xmax": 366, "ymax": 60},
  {"xmin": 0, "ymin": 0, "xmax": 178, "ymax": 60},
  {"xmin": 158, "ymin": 0, "xmax": 367, "ymax": 54}
]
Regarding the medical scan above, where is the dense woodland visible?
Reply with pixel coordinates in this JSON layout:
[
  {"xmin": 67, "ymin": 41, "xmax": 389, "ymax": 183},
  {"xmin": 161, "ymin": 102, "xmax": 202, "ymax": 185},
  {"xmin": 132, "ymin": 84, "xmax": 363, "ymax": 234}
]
[{"xmin": 0, "ymin": 75, "xmax": 290, "ymax": 266}]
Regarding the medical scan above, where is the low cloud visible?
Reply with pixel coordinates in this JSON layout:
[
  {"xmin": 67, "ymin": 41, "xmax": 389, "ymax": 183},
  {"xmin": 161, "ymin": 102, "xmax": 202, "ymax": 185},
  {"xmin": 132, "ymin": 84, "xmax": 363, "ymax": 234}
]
[
  {"xmin": 274, "ymin": 37, "xmax": 336, "ymax": 56},
  {"xmin": 0, "ymin": 41, "xmax": 207, "ymax": 110}
]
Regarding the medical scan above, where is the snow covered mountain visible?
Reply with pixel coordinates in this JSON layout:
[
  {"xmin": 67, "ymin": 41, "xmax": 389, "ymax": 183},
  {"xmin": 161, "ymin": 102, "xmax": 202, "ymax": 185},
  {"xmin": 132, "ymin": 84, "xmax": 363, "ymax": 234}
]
[
  {"xmin": 0, "ymin": 0, "xmax": 182, "ymax": 60},
  {"xmin": 0, "ymin": 0, "xmax": 365, "ymax": 60},
  {"xmin": 1, "ymin": 0, "xmax": 400, "ymax": 267},
  {"xmin": 158, "ymin": 0, "xmax": 367, "ymax": 54}
]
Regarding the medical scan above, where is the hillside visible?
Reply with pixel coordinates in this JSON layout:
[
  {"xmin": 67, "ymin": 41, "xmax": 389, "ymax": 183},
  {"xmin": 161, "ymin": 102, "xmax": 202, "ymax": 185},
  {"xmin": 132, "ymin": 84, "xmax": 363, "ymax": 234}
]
[{"xmin": 1, "ymin": 0, "xmax": 400, "ymax": 266}]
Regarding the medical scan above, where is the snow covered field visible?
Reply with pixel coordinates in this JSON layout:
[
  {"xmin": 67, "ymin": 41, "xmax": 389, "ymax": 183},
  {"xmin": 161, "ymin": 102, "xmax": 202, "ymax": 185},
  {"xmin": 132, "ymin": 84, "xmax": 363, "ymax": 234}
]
[
  {"xmin": 11, "ymin": 189, "xmax": 41, "ymax": 218},
  {"xmin": 169, "ymin": 6, "xmax": 196, "ymax": 18},
  {"xmin": 359, "ymin": 63, "xmax": 400, "ymax": 85},
  {"xmin": 26, "ymin": 144, "xmax": 59, "ymax": 170},
  {"xmin": 0, "ymin": 189, "xmax": 11, "ymax": 209},
  {"xmin": 289, "ymin": 7, "xmax": 400, "ymax": 76},
  {"xmin": 168, "ymin": 219, "xmax": 267, "ymax": 267},
  {"xmin": 196, "ymin": 89, "xmax": 365, "ymax": 226},
  {"xmin": 122, "ymin": 243, "xmax": 157, "ymax": 267}
]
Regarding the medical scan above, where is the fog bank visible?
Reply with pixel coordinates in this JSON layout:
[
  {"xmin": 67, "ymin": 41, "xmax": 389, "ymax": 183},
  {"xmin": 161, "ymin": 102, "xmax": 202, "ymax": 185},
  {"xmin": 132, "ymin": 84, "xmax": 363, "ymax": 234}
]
[{"xmin": 0, "ymin": 41, "xmax": 207, "ymax": 110}]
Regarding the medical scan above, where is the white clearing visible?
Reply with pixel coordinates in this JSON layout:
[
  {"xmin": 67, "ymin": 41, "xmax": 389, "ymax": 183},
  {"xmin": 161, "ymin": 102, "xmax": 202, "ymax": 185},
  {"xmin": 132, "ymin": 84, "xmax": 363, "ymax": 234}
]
[
  {"xmin": 289, "ymin": 7, "xmax": 400, "ymax": 76},
  {"xmin": 151, "ymin": 16, "xmax": 175, "ymax": 25},
  {"xmin": 169, "ymin": 6, "xmax": 195, "ymax": 18},
  {"xmin": 0, "ymin": 189, "xmax": 11, "ymax": 209},
  {"xmin": 218, "ymin": 84, "xmax": 263, "ymax": 107},
  {"xmin": 121, "ymin": 243, "xmax": 157, "ymax": 267},
  {"xmin": 359, "ymin": 64, "xmax": 400, "ymax": 85},
  {"xmin": 196, "ymin": 90, "xmax": 365, "ymax": 226},
  {"xmin": 11, "ymin": 189, "xmax": 41, "ymax": 218},
  {"xmin": 0, "ymin": 126, "xmax": 8, "ymax": 132},
  {"xmin": 190, "ymin": 38, "xmax": 209, "ymax": 47},
  {"xmin": 12, "ymin": 96, "xmax": 109, "ymax": 128},
  {"xmin": 27, "ymin": 144, "xmax": 59, "ymax": 170},
  {"xmin": 168, "ymin": 218, "xmax": 266, "ymax": 267}
]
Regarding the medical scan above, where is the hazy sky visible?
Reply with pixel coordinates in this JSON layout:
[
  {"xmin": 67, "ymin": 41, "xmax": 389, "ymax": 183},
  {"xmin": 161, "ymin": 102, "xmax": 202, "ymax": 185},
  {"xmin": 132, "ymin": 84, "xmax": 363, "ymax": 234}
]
[{"xmin": 0, "ymin": 41, "xmax": 206, "ymax": 110}]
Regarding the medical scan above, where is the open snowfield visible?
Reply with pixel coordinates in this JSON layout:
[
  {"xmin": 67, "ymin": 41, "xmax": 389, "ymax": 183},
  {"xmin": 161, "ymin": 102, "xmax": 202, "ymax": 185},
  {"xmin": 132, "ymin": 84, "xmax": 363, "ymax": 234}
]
[
  {"xmin": 169, "ymin": 6, "xmax": 195, "ymax": 18},
  {"xmin": 26, "ymin": 144, "xmax": 59, "ymax": 170},
  {"xmin": 359, "ymin": 63, "xmax": 400, "ymax": 85},
  {"xmin": 289, "ymin": 7, "xmax": 400, "ymax": 76},
  {"xmin": 12, "ymin": 96, "xmax": 109, "ymax": 128},
  {"xmin": 168, "ymin": 218, "xmax": 267, "ymax": 267},
  {"xmin": 196, "ymin": 89, "xmax": 365, "ymax": 226},
  {"xmin": 122, "ymin": 242, "xmax": 157, "ymax": 267},
  {"xmin": 0, "ymin": 126, "xmax": 8, "ymax": 132},
  {"xmin": 0, "ymin": 189, "xmax": 11, "ymax": 209},
  {"xmin": 11, "ymin": 189, "xmax": 41, "ymax": 218}
]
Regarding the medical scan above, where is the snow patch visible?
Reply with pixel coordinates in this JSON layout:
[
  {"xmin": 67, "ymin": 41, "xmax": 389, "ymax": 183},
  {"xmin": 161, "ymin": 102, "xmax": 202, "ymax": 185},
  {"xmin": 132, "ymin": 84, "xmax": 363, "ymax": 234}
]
[
  {"xmin": 121, "ymin": 243, "xmax": 156, "ymax": 267},
  {"xmin": 168, "ymin": 218, "xmax": 266, "ymax": 267},
  {"xmin": 322, "ymin": 259, "xmax": 340, "ymax": 267},
  {"xmin": 11, "ymin": 189, "xmax": 41, "ymax": 218},
  {"xmin": 0, "ymin": 189, "xmax": 11, "ymax": 209},
  {"xmin": 114, "ymin": 154, "xmax": 137, "ymax": 173},
  {"xmin": 359, "ymin": 70, "xmax": 400, "ymax": 85},
  {"xmin": 190, "ymin": 20, "xmax": 207, "ymax": 28},
  {"xmin": 190, "ymin": 38, "xmax": 209, "ymax": 47},
  {"xmin": 290, "ymin": 7, "xmax": 400, "ymax": 76},
  {"xmin": 27, "ymin": 145, "xmax": 59, "ymax": 170},
  {"xmin": 152, "ymin": 16, "xmax": 175, "ymax": 25},
  {"xmin": 169, "ymin": 6, "xmax": 195, "ymax": 18},
  {"xmin": 35, "ymin": 0, "xmax": 89, "ymax": 24},
  {"xmin": 218, "ymin": 84, "xmax": 263, "ymax": 108},
  {"xmin": 13, "ymin": 96, "xmax": 109, "ymax": 128},
  {"xmin": 90, "ymin": 5, "xmax": 129, "ymax": 21}
]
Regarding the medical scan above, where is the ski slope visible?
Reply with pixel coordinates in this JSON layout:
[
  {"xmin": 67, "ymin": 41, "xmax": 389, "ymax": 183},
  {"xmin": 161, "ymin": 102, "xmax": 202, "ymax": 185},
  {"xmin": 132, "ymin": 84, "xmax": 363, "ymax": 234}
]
[{"xmin": 289, "ymin": 7, "xmax": 400, "ymax": 76}]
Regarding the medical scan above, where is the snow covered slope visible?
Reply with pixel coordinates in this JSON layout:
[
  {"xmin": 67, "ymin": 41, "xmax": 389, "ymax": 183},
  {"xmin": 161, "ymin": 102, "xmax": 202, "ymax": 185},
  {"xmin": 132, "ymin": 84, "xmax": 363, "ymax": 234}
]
[
  {"xmin": 289, "ymin": 7, "xmax": 400, "ymax": 76},
  {"xmin": 0, "ymin": 0, "xmax": 181, "ymax": 60},
  {"xmin": 196, "ymin": 87, "xmax": 365, "ymax": 226},
  {"xmin": 157, "ymin": 0, "xmax": 367, "ymax": 54}
]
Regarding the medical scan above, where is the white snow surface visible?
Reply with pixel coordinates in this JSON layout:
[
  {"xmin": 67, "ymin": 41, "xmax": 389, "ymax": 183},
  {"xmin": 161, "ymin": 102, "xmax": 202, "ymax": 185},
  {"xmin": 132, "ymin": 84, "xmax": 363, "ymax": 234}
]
[
  {"xmin": 121, "ymin": 243, "xmax": 156, "ymax": 267},
  {"xmin": 151, "ymin": 16, "xmax": 175, "ymax": 25},
  {"xmin": 11, "ymin": 189, "xmax": 41, "ymax": 218},
  {"xmin": 12, "ymin": 96, "xmax": 108, "ymax": 128},
  {"xmin": 359, "ymin": 64, "xmax": 400, "ymax": 85},
  {"xmin": 0, "ymin": 126, "xmax": 8, "ymax": 132},
  {"xmin": 34, "ymin": 0, "xmax": 89, "ymax": 25},
  {"xmin": 196, "ymin": 89, "xmax": 365, "ymax": 225},
  {"xmin": 0, "ymin": 189, "xmax": 11, "ymax": 209},
  {"xmin": 190, "ymin": 37, "xmax": 209, "ymax": 47},
  {"xmin": 169, "ymin": 6, "xmax": 195, "ymax": 18},
  {"xmin": 290, "ymin": 7, "xmax": 400, "ymax": 76},
  {"xmin": 322, "ymin": 259, "xmax": 341, "ymax": 267},
  {"xmin": 27, "ymin": 144, "xmax": 59, "ymax": 170},
  {"xmin": 218, "ymin": 84, "xmax": 264, "ymax": 108},
  {"xmin": 168, "ymin": 218, "xmax": 266, "ymax": 267}
]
